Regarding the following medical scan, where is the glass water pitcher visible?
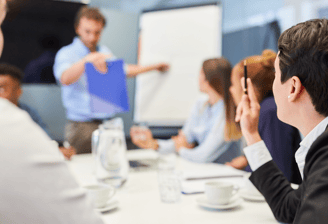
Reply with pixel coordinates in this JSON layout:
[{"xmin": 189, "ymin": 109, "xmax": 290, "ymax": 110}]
[{"xmin": 92, "ymin": 117, "xmax": 129, "ymax": 188}]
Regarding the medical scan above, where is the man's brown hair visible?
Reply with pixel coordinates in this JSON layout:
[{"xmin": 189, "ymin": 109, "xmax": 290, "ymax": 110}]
[
  {"xmin": 74, "ymin": 6, "xmax": 106, "ymax": 29},
  {"xmin": 278, "ymin": 19, "xmax": 328, "ymax": 116}
]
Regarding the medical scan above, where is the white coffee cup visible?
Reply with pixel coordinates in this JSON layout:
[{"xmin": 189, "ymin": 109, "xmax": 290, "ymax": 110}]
[
  {"xmin": 243, "ymin": 173, "xmax": 262, "ymax": 196},
  {"xmin": 205, "ymin": 181, "xmax": 239, "ymax": 205},
  {"xmin": 84, "ymin": 184, "xmax": 116, "ymax": 208}
]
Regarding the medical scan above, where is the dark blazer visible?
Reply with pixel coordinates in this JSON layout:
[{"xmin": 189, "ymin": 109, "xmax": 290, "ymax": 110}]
[
  {"xmin": 245, "ymin": 97, "xmax": 302, "ymax": 184},
  {"xmin": 250, "ymin": 129, "xmax": 328, "ymax": 224}
]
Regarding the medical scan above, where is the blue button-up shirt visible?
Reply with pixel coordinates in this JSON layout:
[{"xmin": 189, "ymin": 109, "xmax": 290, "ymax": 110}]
[
  {"xmin": 158, "ymin": 96, "xmax": 241, "ymax": 163},
  {"xmin": 53, "ymin": 37, "xmax": 115, "ymax": 121}
]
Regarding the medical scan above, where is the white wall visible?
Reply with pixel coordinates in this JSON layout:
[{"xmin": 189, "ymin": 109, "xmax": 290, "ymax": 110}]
[
  {"xmin": 63, "ymin": 0, "xmax": 328, "ymax": 32},
  {"xmin": 88, "ymin": 0, "xmax": 284, "ymax": 33}
]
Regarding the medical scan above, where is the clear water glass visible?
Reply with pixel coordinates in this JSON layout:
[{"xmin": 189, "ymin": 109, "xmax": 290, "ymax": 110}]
[{"xmin": 157, "ymin": 155, "xmax": 181, "ymax": 203}]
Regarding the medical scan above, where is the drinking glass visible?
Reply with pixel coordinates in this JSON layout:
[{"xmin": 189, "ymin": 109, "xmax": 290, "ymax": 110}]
[{"xmin": 157, "ymin": 153, "xmax": 181, "ymax": 203}]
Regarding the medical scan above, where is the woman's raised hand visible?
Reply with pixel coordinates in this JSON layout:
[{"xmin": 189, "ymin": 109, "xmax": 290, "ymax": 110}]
[{"xmin": 235, "ymin": 78, "xmax": 262, "ymax": 146}]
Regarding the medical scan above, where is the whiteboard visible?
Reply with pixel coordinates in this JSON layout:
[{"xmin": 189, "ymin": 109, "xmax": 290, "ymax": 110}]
[{"xmin": 134, "ymin": 3, "xmax": 222, "ymax": 126}]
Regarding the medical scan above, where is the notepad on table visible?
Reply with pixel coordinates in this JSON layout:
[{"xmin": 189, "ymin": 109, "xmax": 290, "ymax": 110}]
[{"xmin": 180, "ymin": 167, "xmax": 245, "ymax": 194}]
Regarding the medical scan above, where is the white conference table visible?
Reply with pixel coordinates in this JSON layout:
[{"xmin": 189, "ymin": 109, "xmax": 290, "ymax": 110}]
[{"xmin": 67, "ymin": 149, "xmax": 278, "ymax": 224}]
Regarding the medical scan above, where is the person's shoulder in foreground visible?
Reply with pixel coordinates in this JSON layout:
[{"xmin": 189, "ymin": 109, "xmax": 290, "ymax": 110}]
[
  {"xmin": 250, "ymin": 129, "xmax": 328, "ymax": 223},
  {"xmin": 0, "ymin": 98, "xmax": 104, "ymax": 224},
  {"xmin": 18, "ymin": 102, "xmax": 52, "ymax": 137}
]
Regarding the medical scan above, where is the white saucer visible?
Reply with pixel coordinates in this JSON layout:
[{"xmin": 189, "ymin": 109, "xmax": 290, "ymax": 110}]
[
  {"xmin": 196, "ymin": 195, "xmax": 243, "ymax": 209},
  {"xmin": 239, "ymin": 189, "xmax": 265, "ymax": 202},
  {"xmin": 94, "ymin": 200, "xmax": 119, "ymax": 213}
]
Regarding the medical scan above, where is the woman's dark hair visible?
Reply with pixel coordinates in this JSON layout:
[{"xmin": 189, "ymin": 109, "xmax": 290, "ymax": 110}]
[
  {"xmin": 278, "ymin": 19, "xmax": 328, "ymax": 116},
  {"xmin": 203, "ymin": 58, "xmax": 241, "ymax": 141}
]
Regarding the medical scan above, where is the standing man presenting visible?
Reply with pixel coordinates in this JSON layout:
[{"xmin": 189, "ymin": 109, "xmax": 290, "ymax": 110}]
[{"xmin": 54, "ymin": 6, "xmax": 169, "ymax": 154}]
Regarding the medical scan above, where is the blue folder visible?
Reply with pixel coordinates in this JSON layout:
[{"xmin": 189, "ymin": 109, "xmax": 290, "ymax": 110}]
[{"xmin": 85, "ymin": 59, "xmax": 129, "ymax": 114}]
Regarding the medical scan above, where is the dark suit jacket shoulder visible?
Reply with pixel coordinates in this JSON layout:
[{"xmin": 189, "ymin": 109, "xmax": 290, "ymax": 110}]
[
  {"xmin": 250, "ymin": 130, "xmax": 328, "ymax": 223},
  {"xmin": 258, "ymin": 96, "xmax": 301, "ymax": 183}
]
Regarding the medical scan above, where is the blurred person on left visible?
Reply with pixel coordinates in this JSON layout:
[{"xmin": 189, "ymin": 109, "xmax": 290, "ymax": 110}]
[
  {"xmin": 0, "ymin": 62, "xmax": 76, "ymax": 159},
  {"xmin": 0, "ymin": 1, "xmax": 105, "ymax": 223}
]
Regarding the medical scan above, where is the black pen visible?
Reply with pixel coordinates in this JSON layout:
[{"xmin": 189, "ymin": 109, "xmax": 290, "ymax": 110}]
[{"xmin": 244, "ymin": 60, "xmax": 248, "ymax": 95}]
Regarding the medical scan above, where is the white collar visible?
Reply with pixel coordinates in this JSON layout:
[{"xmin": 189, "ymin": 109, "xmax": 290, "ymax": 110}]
[
  {"xmin": 295, "ymin": 116, "xmax": 328, "ymax": 179},
  {"xmin": 299, "ymin": 116, "xmax": 328, "ymax": 149}
]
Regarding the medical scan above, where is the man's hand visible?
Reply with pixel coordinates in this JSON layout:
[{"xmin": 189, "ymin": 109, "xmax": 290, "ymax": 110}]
[
  {"xmin": 59, "ymin": 146, "xmax": 76, "ymax": 160},
  {"xmin": 155, "ymin": 63, "xmax": 170, "ymax": 72},
  {"xmin": 84, "ymin": 52, "xmax": 113, "ymax": 74},
  {"xmin": 225, "ymin": 156, "xmax": 248, "ymax": 170},
  {"xmin": 173, "ymin": 131, "xmax": 194, "ymax": 152},
  {"xmin": 126, "ymin": 62, "xmax": 170, "ymax": 77},
  {"xmin": 130, "ymin": 126, "xmax": 158, "ymax": 149},
  {"xmin": 235, "ymin": 78, "xmax": 262, "ymax": 146}
]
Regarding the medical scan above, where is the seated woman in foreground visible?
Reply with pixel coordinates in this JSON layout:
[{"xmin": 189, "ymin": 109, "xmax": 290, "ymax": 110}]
[
  {"xmin": 131, "ymin": 58, "xmax": 242, "ymax": 163},
  {"xmin": 225, "ymin": 49, "xmax": 302, "ymax": 184}
]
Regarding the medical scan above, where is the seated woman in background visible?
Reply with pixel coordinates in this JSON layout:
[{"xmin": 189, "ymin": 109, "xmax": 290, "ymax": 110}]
[
  {"xmin": 131, "ymin": 58, "xmax": 242, "ymax": 163},
  {"xmin": 225, "ymin": 49, "xmax": 302, "ymax": 184}
]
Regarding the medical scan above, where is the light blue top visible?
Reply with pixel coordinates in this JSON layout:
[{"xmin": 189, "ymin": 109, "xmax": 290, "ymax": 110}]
[
  {"xmin": 158, "ymin": 96, "xmax": 241, "ymax": 163},
  {"xmin": 53, "ymin": 37, "xmax": 116, "ymax": 121}
]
